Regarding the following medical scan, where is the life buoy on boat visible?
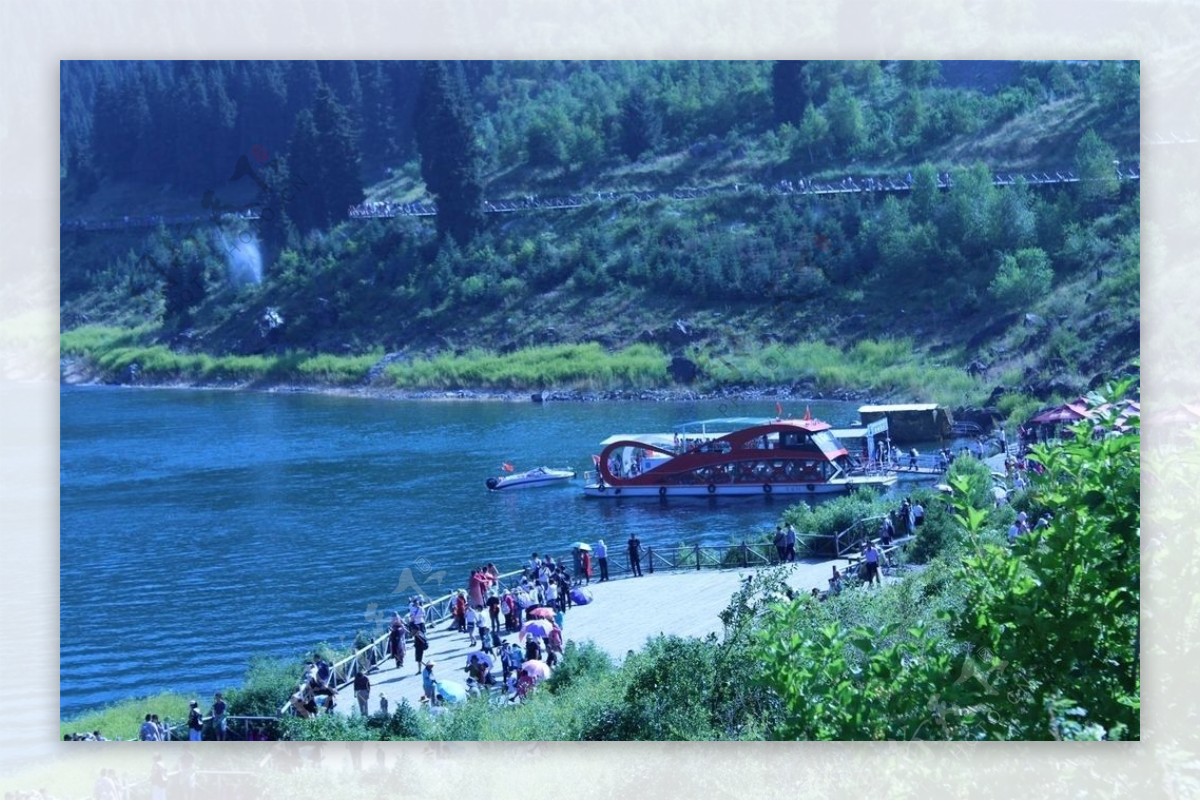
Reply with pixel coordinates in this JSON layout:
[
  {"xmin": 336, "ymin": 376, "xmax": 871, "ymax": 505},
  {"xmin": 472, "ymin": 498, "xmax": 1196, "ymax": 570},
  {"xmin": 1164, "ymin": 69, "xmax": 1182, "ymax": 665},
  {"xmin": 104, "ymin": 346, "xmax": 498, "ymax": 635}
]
[
  {"xmin": 707, "ymin": 483, "xmax": 717, "ymax": 494},
  {"xmin": 763, "ymin": 483, "xmax": 773, "ymax": 494},
  {"xmin": 659, "ymin": 486, "xmax": 668, "ymax": 498},
  {"xmin": 598, "ymin": 484, "xmax": 607, "ymax": 493},
  {"xmin": 614, "ymin": 487, "xmax": 622, "ymax": 496},
  {"xmin": 806, "ymin": 483, "xmax": 815, "ymax": 492}
]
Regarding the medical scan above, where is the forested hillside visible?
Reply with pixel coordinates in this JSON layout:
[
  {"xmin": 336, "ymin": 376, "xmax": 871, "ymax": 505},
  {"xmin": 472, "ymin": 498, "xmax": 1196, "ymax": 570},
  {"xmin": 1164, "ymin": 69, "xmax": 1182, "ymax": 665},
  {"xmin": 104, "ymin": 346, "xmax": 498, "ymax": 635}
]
[{"xmin": 59, "ymin": 60, "xmax": 1140, "ymax": 414}]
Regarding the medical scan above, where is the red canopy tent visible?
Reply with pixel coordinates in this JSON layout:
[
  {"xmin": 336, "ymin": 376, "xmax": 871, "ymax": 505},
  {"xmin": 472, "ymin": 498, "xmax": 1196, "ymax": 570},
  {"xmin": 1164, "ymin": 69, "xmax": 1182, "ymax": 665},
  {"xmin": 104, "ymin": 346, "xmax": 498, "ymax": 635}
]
[{"xmin": 1029, "ymin": 400, "xmax": 1090, "ymax": 425}]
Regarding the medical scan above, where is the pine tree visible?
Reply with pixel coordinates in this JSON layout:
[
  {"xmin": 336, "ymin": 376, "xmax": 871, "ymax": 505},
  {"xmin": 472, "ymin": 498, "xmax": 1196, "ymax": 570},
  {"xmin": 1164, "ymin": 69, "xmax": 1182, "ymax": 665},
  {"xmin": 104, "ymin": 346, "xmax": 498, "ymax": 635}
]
[
  {"xmin": 619, "ymin": 87, "xmax": 662, "ymax": 161},
  {"xmin": 312, "ymin": 83, "xmax": 365, "ymax": 224},
  {"xmin": 286, "ymin": 109, "xmax": 325, "ymax": 232},
  {"xmin": 771, "ymin": 61, "xmax": 809, "ymax": 127},
  {"xmin": 413, "ymin": 60, "xmax": 485, "ymax": 245}
]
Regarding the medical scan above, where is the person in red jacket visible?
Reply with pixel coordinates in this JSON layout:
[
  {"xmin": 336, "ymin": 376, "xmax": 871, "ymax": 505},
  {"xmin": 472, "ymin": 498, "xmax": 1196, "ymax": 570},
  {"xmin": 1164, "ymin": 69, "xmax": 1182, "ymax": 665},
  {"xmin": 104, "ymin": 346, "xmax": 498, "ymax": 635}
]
[
  {"xmin": 581, "ymin": 549, "xmax": 593, "ymax": 585},
  {"xmin": 452, "ymin": 590, "xmax": 467, "ymax": 632}
]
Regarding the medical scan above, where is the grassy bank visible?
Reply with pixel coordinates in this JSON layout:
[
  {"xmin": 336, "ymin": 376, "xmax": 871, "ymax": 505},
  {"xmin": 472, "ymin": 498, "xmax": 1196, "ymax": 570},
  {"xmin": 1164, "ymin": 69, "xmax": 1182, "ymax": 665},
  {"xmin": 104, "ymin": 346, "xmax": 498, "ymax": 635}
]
[
  {"xmin": 62, "ymin": 325, "xmax": 383, "ymax": 386},
  {"xmin": 688, "ymin": 338, "xmax": 985, "ymax": 407},
  {"xmin": 382, "ymin": 342, "xmax": 670, "ymax": 390},
  {"xmin": 61, "ymin": 324, "xmax": 999, "ymax": 407}
]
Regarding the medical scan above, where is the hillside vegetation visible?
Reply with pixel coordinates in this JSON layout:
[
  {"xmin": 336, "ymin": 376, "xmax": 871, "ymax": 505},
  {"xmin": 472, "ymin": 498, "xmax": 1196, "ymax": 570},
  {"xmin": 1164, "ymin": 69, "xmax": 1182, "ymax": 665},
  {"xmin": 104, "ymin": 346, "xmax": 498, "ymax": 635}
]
[{"xmin": 60, "ymin": 60, "xmax": 1140, "ymax": 414}]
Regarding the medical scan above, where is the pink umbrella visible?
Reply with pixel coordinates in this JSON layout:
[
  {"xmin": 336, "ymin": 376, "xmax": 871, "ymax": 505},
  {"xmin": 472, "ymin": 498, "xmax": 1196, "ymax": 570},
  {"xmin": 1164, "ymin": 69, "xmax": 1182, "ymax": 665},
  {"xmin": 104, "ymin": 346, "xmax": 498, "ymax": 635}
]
[
  {"xmin": 519, "ymin": 619, "xmax": 554, "ymax": 639},
  {"xmin": 527, "ymin": 607, "xmax": 555, "ymax": 620},
  {"xmin": 522, "ymin": 659, "xmax": 552, "ymax": 681}
]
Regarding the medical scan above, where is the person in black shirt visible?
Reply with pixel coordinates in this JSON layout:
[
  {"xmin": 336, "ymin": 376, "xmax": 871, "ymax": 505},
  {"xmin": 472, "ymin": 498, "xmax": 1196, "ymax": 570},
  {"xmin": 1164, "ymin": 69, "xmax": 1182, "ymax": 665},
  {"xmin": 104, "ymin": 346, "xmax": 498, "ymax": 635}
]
[
  {"xmin": 628, "ymin": 535, "xmax": 643, "ymax": 577},
  {"xmin": 353, "ymin": 670, "xmax": 371, "ymax": 716}
]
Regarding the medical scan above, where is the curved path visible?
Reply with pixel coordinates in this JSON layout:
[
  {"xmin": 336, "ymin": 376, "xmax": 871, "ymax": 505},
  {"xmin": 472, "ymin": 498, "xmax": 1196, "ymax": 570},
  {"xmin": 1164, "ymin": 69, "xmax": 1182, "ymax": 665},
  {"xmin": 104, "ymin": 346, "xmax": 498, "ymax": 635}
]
[{"xmin": 332, "ymin": 556, "xmax": 868, "ymax": 715}]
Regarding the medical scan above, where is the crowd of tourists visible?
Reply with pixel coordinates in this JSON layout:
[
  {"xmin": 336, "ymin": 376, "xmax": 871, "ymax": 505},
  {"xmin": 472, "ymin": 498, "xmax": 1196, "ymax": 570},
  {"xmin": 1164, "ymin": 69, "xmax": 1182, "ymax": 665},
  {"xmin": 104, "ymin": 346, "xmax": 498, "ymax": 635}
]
[{"xmin": 316, "ymin": 542, "xmax": 632, "ymax": 718}]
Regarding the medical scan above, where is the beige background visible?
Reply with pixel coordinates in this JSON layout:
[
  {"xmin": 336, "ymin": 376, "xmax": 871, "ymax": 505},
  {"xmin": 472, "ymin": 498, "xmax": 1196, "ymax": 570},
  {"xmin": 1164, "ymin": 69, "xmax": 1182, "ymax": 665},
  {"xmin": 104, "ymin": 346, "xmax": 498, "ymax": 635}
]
[{"xmin": 0, "ymin": 0, "xmax": 1187, "ymax": 796}]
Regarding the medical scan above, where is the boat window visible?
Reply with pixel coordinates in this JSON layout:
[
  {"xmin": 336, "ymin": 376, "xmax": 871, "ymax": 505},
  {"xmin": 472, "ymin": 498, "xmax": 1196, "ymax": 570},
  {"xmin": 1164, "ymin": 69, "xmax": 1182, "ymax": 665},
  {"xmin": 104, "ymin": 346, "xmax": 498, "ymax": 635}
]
[{"xmin": 780, "ymin": 431, "xmax": 813, "ymax": 449}]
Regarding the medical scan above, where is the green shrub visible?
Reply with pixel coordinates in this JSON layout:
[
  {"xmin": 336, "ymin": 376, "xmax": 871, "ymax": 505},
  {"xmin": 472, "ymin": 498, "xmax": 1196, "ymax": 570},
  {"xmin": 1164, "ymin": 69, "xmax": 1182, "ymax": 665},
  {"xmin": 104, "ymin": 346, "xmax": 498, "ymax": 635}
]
[
  {"xmin": 545, "ymin": 640, "xmax": 614, "ymax": 695},
  {"xmin": 989, "ymin": 247, "xmax": 1054, "ymax": 307},
  {"xmin": 226, "ymin": 655, "xmax": 305, "ymax": 717}
]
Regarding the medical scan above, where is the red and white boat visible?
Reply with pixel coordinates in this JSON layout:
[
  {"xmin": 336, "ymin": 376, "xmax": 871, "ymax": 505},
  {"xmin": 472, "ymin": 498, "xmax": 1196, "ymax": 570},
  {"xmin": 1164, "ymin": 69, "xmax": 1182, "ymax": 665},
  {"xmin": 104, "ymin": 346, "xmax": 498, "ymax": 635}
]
[{"xmin": 582, "ymin": 413, "xmax": 897, "ymax": 498}]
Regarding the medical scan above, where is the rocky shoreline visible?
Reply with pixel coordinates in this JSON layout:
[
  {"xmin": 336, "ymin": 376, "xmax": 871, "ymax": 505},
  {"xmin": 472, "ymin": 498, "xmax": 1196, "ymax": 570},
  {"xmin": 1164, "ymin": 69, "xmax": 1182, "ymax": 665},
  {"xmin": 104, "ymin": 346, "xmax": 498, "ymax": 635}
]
[{"xmin": 61, "ymin": 355, "xmax": 1006, "ymax": 430}]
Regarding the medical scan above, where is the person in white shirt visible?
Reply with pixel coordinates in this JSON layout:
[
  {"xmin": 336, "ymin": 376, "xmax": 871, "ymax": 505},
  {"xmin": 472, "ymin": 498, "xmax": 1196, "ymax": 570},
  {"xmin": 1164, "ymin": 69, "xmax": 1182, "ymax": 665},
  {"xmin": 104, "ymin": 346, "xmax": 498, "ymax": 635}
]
[{"xmin": 465, "ymin": 605, "xmax": 480, "ymax": 647}]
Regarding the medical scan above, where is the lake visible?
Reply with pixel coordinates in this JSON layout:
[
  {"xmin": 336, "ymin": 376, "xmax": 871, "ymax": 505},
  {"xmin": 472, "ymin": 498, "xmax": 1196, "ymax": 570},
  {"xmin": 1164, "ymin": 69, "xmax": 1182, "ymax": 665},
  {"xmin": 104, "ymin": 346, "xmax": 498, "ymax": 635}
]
[{"xmin": 60, "ymin": 386, "xmax": 869, "ymax": 718}]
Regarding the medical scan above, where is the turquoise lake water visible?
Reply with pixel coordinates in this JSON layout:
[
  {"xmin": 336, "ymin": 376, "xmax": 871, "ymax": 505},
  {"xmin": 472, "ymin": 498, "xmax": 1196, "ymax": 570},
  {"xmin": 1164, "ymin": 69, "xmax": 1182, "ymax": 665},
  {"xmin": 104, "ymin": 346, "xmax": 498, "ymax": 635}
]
[{"xmin": 59, "ymin": 386, "xmax": 870, "ymax": 717}]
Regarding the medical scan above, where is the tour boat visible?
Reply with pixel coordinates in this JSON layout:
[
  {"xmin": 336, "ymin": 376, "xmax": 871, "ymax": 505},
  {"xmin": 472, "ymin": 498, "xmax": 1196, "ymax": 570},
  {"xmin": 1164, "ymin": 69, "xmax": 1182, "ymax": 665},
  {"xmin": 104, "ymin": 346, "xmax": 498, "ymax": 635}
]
[
  {"xmin": 582, "ymin": 413, "xmax": 897, "ymax": 498},
  {"xmin": 486, "ymin": 466, "xmax": 577, "ymax": 491}
]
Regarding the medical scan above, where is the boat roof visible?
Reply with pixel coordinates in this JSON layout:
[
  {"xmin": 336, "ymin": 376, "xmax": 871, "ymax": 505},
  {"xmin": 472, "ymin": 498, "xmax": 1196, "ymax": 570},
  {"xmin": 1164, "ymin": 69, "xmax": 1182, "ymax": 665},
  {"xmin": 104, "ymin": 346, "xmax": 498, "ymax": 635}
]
[
  {"xmin": 858, "ymin": 403, "xmax": 942, "ymax": 413},
  {"xmin": 598, "ymin": 433, "xmax": 690, "ymax": 447},
  {"xmin": 832, "ymin": 426, "xmax": 869, "ymax": 439},
  {"xmin": 673, "ymin": 416, "xmax": 830, "ymax": 433}
]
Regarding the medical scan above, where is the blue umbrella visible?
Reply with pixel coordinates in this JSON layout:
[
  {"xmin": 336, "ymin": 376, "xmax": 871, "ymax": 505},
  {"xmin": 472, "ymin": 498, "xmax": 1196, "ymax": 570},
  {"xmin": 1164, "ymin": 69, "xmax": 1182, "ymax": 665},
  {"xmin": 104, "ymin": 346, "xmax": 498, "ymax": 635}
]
[
  {"xmin": 435, "ymin": 679, "xmax": 468, "ymax": 704},
  {"xmin": 570, "ymin": 587, "xmax": 594, "ymax": 605}
]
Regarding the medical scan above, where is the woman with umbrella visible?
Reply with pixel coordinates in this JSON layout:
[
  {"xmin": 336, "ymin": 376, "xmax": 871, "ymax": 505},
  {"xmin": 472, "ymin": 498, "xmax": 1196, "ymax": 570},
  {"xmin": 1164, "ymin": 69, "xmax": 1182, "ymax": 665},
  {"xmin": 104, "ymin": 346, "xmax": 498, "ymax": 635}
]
[
  {"xmin": 524, "ymin": 634, "xmax": 544, "ymax": 662},
  {"xmin": 522, "ymin": 659, "xmax": 552, "ymax": 681},
  {"xmin": 520, "ymin": 618, "xmax": 555, "ymax": 640},
  {"xmin": 581, "ymin": 548, "xmax": 593, "ymax": 585},
  {"xmin": 515, "ymin": 666, "xmax": 538, "ymax": 700}
]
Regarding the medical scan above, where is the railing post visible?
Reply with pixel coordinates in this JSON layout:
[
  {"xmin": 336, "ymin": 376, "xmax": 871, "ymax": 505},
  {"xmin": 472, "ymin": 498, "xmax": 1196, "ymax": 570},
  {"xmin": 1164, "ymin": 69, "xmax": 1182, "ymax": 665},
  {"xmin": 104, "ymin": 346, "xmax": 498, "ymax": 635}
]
[
  {"xmin": 648, "ymin": 547, "xmax": 654, "ymax": 574},
  {"xmin": 695, "ymin": 544, "xmax": 701, "ymax": 570},
  {"xmin": 741, "ymin": 541, "xmax": 748, "ymax": 568}
]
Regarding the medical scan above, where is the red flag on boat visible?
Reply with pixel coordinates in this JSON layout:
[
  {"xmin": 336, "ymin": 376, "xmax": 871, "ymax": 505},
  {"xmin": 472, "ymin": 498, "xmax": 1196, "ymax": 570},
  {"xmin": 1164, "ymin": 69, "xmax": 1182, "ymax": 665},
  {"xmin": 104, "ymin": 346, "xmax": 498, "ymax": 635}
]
[
  {"xmin": 775, "ymin": 402, "xmax": 783, "ymax": 418},
  {"xmin": 502, "ymin": 462, "xmax": 514, "ymax": 472}
]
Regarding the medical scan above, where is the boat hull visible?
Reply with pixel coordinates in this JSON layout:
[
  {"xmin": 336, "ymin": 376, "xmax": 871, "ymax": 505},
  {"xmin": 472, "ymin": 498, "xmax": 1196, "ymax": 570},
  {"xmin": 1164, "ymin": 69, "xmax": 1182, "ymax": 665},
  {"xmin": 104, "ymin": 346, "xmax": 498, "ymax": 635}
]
[
  {"xmin": 487, "ymin": 468, "xmax": 576, "ymax": 491},
  {"xmin": 582, "ymin": 475, "xmax": 895, "ymax": 498}
]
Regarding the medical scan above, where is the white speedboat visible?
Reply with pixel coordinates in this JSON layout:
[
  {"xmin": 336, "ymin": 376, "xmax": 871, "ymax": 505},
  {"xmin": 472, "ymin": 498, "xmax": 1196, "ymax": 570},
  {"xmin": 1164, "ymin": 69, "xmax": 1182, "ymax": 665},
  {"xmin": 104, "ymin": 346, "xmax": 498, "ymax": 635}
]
[{"xmin": 486, "ymin": 466, "xmax": 576, "ymax": 491}]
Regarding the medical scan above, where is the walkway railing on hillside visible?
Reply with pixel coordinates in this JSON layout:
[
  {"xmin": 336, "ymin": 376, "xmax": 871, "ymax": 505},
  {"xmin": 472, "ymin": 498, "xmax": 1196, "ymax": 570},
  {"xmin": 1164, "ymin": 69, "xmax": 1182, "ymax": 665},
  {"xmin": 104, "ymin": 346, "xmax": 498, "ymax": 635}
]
[
  {"xmin": 278, "ymin": 569, "xmax": 526, "ymax": 716},
  {"xmin": 62, "ymin": 163, "xmax": 1141, "ymax": 233}
]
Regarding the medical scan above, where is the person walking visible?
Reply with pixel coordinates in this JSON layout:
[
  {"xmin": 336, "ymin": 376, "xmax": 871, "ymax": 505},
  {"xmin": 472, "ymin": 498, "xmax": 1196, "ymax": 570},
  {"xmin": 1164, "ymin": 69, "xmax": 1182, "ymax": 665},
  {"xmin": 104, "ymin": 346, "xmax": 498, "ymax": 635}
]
[
  {"xmin": 353, "ymin": 669, "xmax": 371, "ymax": 716},
  {"xmin": 388, "ymin": 611, "xmax": 407, "ymax": 668},
  {"xmin": 408, "ymin": 597, "xmax": 426, "ymax": 634},
  {"xmin": 581, "ymin": 549, "xmax": 593, "ymax": 585},
  {"xmin": 412, "ymin": 626, "xmax": 429, "ymax": 674},
  {"xmin": 785, "ymin": 524, "xmax": 797, "ymax": 562},
  {"xmin": 863, "ymin": 541, "xmax": 882, "ymax": 587},
  {"xmin": 595, "ymin": 539, "xmax": 609, "ymax": 581},
  {"xmin": 628, "ymin": 534, "xmax": 643, "ymax": 577}
]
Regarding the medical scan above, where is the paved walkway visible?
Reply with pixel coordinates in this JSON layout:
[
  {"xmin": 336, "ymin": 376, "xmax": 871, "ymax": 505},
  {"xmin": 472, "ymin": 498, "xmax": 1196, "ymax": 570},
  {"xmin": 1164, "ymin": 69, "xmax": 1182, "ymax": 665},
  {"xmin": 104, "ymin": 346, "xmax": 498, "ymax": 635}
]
[{"xmin": 334, "ymin": 557, "xmax": 871, "ymax": 715}]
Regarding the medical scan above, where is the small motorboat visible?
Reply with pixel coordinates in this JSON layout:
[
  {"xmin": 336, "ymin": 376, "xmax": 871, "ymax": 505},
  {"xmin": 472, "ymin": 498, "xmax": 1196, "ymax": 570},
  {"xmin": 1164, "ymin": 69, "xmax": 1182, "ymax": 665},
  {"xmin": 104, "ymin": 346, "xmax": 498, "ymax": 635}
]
[{"xmin": 486, "ymin": 466, "xmax": 576, "ymax": 491}]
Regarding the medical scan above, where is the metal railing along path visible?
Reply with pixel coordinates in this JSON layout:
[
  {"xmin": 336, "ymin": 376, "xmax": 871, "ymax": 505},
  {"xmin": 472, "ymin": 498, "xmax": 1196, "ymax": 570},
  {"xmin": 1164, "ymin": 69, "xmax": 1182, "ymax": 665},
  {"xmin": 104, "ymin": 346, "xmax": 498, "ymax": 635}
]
[
  {"xmin": 278, "ymin": 569, "xmax": 526, "ymax": 716},
  {"xmin": 62, "ymin": 164, "xmax": 1140, "ymax": 232}
]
